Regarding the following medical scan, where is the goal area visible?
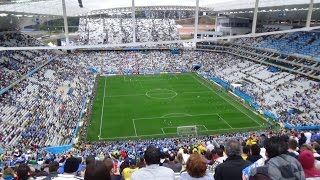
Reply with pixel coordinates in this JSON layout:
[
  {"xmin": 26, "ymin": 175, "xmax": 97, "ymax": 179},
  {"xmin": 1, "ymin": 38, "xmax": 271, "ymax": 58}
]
[{"xmin": 177, "ymin": 125, "xmax": 198, "ymax": 136}]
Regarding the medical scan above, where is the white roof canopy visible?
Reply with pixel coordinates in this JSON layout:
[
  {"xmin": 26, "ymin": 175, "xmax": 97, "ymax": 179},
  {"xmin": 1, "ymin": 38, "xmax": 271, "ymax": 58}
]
[{"xmin": 0, "ymin": 0, "xmax": 318, "ymax": 16}]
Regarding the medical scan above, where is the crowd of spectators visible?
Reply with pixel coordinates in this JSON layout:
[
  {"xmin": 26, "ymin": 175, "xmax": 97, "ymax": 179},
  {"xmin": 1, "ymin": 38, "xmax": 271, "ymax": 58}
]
[
  {"xmin": 0, "ymin": 33, "xmax": 54, "ymax": 89},
  {"xmin": 198, "ymin": 53, "xmax": 320, "ymax": 126},
  {"xmin": 1, "ymin": 129, "xmax": 320, "ymax": 180},
  {"xmin": 78, "ymin": 18, "xmax": 181, "ymax": 47},
  {"xmin": 1, "ymin": 30, "xmax": 320, "ymax": 180},
  {"xmin": 233, "ymin": 31, "xmax": 320, "ymax": 58},
  {"xmin": 1, "ymin": 47, "xmax": 319, "ymax": 150}
]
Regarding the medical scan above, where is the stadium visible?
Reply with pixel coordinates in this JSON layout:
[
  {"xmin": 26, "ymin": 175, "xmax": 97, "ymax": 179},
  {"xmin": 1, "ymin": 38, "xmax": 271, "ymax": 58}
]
[{"xmin": 0, "ymin": 0, "xmax": 320, "ymax": 179}]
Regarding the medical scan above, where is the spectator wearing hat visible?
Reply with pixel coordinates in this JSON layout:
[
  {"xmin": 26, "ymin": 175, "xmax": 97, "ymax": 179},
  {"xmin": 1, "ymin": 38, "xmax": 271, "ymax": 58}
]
[
  {"xmin": 131, "ymin": 146, "xmax": 174, "ymax": 180},
  {"xmin": 214, "ymin": 139, "xmax": 252, "ymax": 180},
  {"xmin": 163, "ymin": 153, "xmax": 182, "ymax": 172},
  {"xmin": 298, "ymin": 150, "xmax": 320, "ymax": 178},
  {"xmin": 180, "ymin": 153, "xmax": 213, "ymax": 180},
  {"xmin": 122, "ymin": 159, "xmax": 139, "ymax": 180}
]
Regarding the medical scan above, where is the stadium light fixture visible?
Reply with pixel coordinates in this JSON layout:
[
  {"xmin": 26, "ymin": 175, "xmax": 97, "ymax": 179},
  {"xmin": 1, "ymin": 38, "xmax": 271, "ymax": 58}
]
[{"xmin": 0, "ymin": 13, "xmax": 7, "ymax": 16}]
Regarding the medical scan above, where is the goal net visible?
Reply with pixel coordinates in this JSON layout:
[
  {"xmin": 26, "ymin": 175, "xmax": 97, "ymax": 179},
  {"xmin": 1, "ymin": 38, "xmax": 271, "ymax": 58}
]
[{"xmin": 177, "ymin": 125, "xmax": 198, "ymax": 136}]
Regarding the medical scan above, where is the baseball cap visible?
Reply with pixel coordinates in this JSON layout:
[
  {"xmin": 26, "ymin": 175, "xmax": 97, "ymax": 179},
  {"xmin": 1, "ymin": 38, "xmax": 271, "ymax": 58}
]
[{"xmin": 129, "ymin": 159, "xmax": 136, "ymax": 166}]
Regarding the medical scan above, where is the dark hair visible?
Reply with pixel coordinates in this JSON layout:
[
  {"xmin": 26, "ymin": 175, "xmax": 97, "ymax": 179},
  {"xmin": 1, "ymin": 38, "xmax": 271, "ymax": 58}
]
[
  {"xmin": 265, "ymin": 136, "xmax": 288, "ymax": 158},
  {"xmin": 85, "ymin": 161, "xmax": 111, "ymax": 180},
  {"xmin": 183, "ymin": 149, "xmax": 188, "ymax": 154},
  {"xmin": 168, "ymin": 153, "xmax": 176, "ymax": 162},
  {"xmin": 48, "ymin": 161, "xmax": 59, "ymax": 173},
  {"xmin": 144, "ymin": 146, "xmax": 160, "ymax": 165},
  {"xmin": 86, "ymin": 155, "xmax": 96, "ymax": 166},
  {"xmin": 205, "ymin": 151, "xmax": 212, "ymax": 160},
  {"xmin": 225, "ymin": 139, "xmax": 242, "ymax": 157},
  {"xmin": 216, "ymin": 148, "xmax": 224, "ymax": 157},
  {"xmin": 243, "ymin": 146, "xmax": 250, "ymax": 154},
  {"xmin": 64, "ymin": 157, "xmax": 80, "ymax": 173},
  {"xmin": 288, "ymin": 139, "xmax": 298, "ymax": 150},
  {"xmin": 251, "ymin": 144, "xmax": 261, "ymax": 156},
  {"xmin": 211, "ymin": 149, "xmax": 217, "ymax": 155},
  {"xmin": 17, "ymin": 164, "xmax": 30, "ymax": 180},
  {"xmin": 103, "ymin": 158, "xmax": 114, "ymax": 175},
  {"xmin": 186, "ymin": 153, "xmax": 207, "ymax": 178}
]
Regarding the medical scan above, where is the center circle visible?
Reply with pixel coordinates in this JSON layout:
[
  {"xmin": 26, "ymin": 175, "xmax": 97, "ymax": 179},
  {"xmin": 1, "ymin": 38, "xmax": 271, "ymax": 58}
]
[{"xmin": 146, "ymin": 89, "xmax": 177, "ymax": 99}]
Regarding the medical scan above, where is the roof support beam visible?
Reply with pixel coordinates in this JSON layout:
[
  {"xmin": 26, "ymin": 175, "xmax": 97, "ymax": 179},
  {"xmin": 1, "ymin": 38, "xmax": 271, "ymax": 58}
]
[
  {"xmin": 62, "ymin": 0, "xmax": 69, "ymax": 46},
  {"xmin": 132, "ymin": 0, "xmax": 136, "ymax": 43},
  {"xmin": 194, "ymin": 0, "xmax": 199, "ymax": 41},
  {"xmin": 306, "ymin": 0, "xmax": 314, "ymax": 28},
  {"xmin": 251, "ymin": 0, "xmax": 259, "ymax": 36}
]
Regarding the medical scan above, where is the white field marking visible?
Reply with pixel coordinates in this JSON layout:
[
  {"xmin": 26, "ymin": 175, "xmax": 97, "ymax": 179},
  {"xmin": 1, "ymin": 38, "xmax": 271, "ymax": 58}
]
[
  {"xmin": 201, "ymin": 125, "xmax": 209, "ymax": 131},
  {"xmin": 132, "ymin": 119, "xmax": 138, "ymax": 137},
  {"xmin": 145, "ymin": 89, "xmax": 178, "ymax": 99},
  {"xmin": 161, "ymin": 113, "xmax": 192, "ymax": 118},
  {"xmin": 161, "ymin": 128, "xmax": 166, "ymax": 134},
  {"xmin": 173, "ymin": 74, "xmax": 179, "ymax": 80},
  {"xmin": 191, "ymin": 74, "xmax": 263, "ymax": 126},
  {"xmin": 133, "ymin": 113, "xmax": 219, "ymax": 120},
  {"xmin": 162, "ymin": 125, "xmax": 208, "ymax": 131},
  {"xmin": 217, "ymin": 114, "xmax": 233, "ymax": 129},
  {"xmin": 105, "ymin": 91, "xmax": 211, "ymax": 98},
  {"xmin": 198, "ymin": 126, "xmax": 262, "ymax": 133},
  {"xmin": 99, "ymin": 125, "xmax": 263, "ymax": 140},
  {"xmin": 106, "ymin": 93, "xmax": 146, "ymax": 97},
  {"xmin": 139, "ymin": 81, "xmax": 144, "ymax": 89},
  {"xmin": 99, "ymin": 132, "xmax": 177, "ymax": 140},
  {"xmin": 99, "ymin": 78, "xmax": 107, "ymax": 139}
]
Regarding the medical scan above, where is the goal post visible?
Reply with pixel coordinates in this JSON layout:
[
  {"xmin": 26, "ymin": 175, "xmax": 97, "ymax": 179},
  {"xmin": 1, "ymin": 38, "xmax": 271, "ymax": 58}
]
[{"xmin": 177, "ymin": 125, "xmax": 198, "ymax": 136}]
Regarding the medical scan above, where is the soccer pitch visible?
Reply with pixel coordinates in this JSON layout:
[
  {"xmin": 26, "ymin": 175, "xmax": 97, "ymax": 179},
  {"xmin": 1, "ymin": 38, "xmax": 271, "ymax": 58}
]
[{"xmin": 87, "ymin": 73, "xmax": 267, "ymax": 141}]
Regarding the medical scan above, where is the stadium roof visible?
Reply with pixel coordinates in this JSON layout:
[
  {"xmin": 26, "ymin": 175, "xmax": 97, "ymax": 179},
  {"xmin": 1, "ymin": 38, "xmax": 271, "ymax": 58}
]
[{"xmin": 0, "ymin": 0, "xmax": 318, "ymax": 17}]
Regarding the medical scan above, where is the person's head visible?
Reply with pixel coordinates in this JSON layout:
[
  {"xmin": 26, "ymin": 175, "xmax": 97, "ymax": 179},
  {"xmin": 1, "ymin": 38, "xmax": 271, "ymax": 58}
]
[
  {"xmin": 176, "ymin": 153, "xmax": 183, "ymax": 164},
  {"xmin": 103, "ymin": 158, "xmax": 114, "ymax": 175},
  {"xmin": 85, "ymin": 155, "xmax": 96, "ymax": 166},
  {"xmin": 242, "ymin": 146, "xmax": 250, "ymax": 155},
  {"xmin": 312, "ymin": 142, "xmax": 320, "ymax": 152},
  {"xmin": 204, "ymin": 151, "xmax": 212, "ymax": 160},
  {"xmin": 3, "ymin": 167, "xmax": 15, "ymax": 177},
  {"xmin": 251, "ymin": 144, "xmax": 261, "ymax": 156},
  {"xmin": 225, "ymin": 139, "xmax": 242, "ymax": 157},
  {"xmin": 48, "ymin": 161, "xmax": 59, "ymax": 173},
  {"xmin": 17, "ymin": 164, "xmax": 30, "ymax": 180},
  {"xmin": 64, "ymin": 157, "xmax": 80, "ymax": 174},
  {"xmin": 84, "ymin": 160, "xmax": 111, "ymax": 180},
  {"xmin": 144, "ymin": 146, "xmax": 161, "ymax": 165},
  {"xmin": 211, "ymin": 149, "xmax": 217, "ymax": 156},
  {"xmin": 300, "ymin": 144, "xmax": 314, "ymax": 152},
  {"xmin": 299, "ymin": 150, "xmax": 315, "ymax": 170},
  {"xmin": 216, "ymin": 148, "xmax": 224, "ymax": 157},
  {"xmin": 129, "ymin": 159, "xmax": 137, "ymax": 168},
  {"xmin": 265, "ymin": 136, "xmax": 288, "ymax": 159},
  {"xmin": 298, "ymin": 149, "xmax": 320, "ymax": 178},
  {"xmin": 183, "ymin": 148, "xmax": 188, "ymax": 154},
  {"xmin": 168, "ymin": 153, "xmax": 176, "ymax": 162},
  {"xmin": 288, "ymin": 139, "xmax": 298, "ymax": 150},
  {"xmin": 186, "ymin": 153, "xmax": 207, "ymax": 178}
]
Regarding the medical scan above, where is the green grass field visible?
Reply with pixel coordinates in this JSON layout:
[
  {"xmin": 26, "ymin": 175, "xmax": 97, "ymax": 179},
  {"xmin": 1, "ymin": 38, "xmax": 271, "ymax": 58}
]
[{"xmin": 87, "ymin": 73, "xmax": 267, "ymax": 141}]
